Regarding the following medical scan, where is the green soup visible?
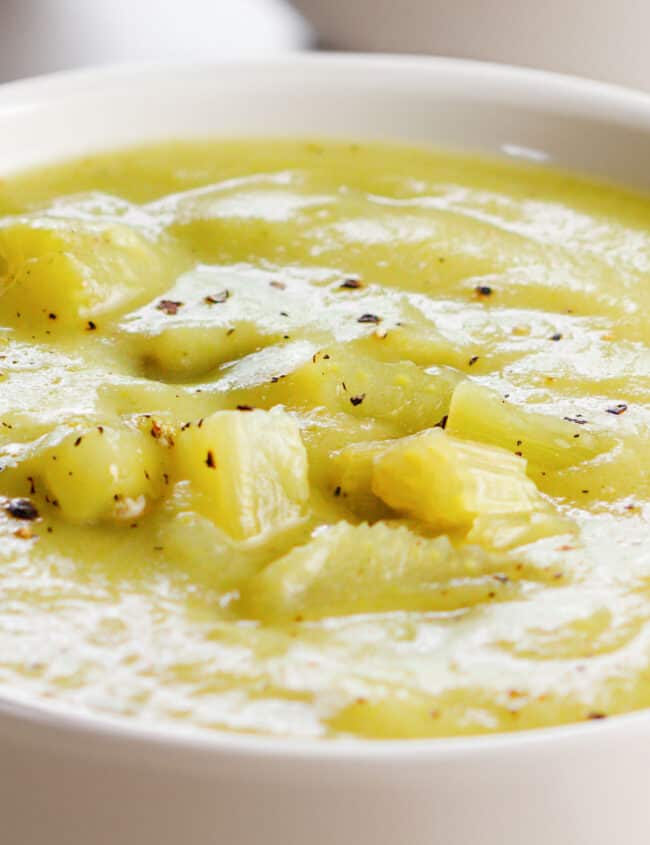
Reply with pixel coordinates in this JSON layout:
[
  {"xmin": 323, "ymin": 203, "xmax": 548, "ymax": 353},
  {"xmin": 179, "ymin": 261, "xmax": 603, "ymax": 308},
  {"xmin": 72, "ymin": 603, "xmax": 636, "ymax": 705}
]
[{"xmin": 1, "ymin": 139, "xmax": 650, "ymax": 739}]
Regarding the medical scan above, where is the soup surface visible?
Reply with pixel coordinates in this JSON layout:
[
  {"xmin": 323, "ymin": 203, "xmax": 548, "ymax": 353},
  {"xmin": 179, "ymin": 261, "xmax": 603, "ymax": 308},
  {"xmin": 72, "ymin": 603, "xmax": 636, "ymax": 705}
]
[{"xmin": 1, "ymin": 140, "xmax": 650, "ymax": 740}]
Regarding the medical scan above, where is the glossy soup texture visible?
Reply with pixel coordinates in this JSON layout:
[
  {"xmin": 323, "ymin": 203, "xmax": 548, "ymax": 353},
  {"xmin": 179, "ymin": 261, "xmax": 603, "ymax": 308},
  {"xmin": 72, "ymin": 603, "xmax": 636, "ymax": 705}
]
[{"xmin": 1, "ymin": 140, "xmax": 650, "ymax": 740}]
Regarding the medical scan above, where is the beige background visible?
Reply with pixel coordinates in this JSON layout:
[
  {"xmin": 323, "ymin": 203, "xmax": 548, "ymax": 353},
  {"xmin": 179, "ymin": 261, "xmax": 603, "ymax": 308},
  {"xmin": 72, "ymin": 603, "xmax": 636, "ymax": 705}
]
[{"xmin": 294, "ymin": 0, "xmax": 650, "ymax": 91}]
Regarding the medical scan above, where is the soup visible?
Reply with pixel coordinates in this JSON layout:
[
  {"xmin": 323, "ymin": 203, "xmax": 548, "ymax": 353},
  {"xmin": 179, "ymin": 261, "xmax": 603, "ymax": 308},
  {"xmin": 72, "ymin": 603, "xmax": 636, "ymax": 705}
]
[{"xmin": 0, "ymin": 140, "xmax": 649, "ymax": 739}]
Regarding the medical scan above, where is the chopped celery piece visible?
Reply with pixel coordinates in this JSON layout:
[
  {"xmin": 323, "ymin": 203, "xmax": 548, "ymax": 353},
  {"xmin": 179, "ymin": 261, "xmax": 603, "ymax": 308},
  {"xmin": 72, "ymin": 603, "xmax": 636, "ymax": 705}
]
[
  {"xmin": 173, "ymin": 407, "xmax": 309, "ymax": 541},
  {"xmin": 243, "ymin": 521, "xmax": 530, "ymax": 621},
  {"xmin": 446, "ymin": 381, "xmax": 612, "ymax": 470},
  {"xmin": 372, "ymin": 428, "xmax": 541, "ymax": 531}
]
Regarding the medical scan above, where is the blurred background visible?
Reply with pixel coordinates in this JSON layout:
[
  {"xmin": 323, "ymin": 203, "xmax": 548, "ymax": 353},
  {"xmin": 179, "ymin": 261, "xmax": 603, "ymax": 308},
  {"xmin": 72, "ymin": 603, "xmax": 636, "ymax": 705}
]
[
  {"xmin": 0, "ymin": 0, "xmax": 648, "ymax": 91},
  {"xmin": 0, "ymin": 0, "xmax": 309, "ymax": 81}
]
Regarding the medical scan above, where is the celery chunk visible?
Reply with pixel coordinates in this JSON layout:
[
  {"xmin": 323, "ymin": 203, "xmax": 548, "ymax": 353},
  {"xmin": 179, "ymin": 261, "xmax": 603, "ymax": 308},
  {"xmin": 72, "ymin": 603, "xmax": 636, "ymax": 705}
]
[
  {"xmin": 446, "ymin": 381, "xmax": 611, "ymax": 470},
  {"xmin": 173, "ymin": 408, "xmax": 309, "ymax": 541},
  {"xmin": 372, "ymin": 428, "xmax": 541, "ymax": 532},
  {"xmin": 243, "ymin": 521, "xmax": 528, "ymax": 621}
]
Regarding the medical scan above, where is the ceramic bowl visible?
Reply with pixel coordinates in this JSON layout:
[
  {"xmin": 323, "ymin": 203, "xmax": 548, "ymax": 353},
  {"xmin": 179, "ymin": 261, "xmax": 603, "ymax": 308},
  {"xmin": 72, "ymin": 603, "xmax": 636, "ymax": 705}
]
[{"xmin": 1, "ymin": 56, "xmax": 650, "ymax": 845}]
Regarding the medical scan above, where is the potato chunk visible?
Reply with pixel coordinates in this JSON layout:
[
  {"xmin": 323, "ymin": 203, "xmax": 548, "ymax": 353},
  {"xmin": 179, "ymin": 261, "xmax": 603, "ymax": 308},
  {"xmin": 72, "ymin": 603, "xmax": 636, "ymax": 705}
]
[
  {"xmin": 174, "ymin": 408, "xmax": 309, "ymax": 541},
  {"xmin": 372, "ymin": 428, "xmax": 542, "ymax": 532},
  {"xmin": 243, "ymin": 521, "xmax": 530, "ymax": 621},
  {"xmin": 446, "ymin": 380, "xmax": 612, "ymax": 471},
  {"xmin": 131, "ymin": 322, "xmax": 272, "ymax": 381},
  {"xmin": 270, "ymin": 346, "xmax": 459, "ymax": 435},
  {"xmin": 40, "ymin": 425, "xmax": 163, "ymax": 524},
  {"xmin": 0, "ymin": 203, "xmax": 185, "ymax": 331}
]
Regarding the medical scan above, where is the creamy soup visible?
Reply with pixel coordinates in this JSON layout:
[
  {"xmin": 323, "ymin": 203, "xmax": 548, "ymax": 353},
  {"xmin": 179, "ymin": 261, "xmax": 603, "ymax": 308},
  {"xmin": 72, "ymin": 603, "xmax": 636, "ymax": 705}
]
[{"xmin": 1, "ymin": 140, "xmax": 650, "ymax": 739}]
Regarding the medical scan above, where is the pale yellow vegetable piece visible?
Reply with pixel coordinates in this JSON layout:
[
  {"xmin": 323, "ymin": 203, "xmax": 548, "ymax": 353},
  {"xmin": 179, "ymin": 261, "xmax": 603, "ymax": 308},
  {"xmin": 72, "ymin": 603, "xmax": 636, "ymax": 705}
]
[
  {"xmin": 97, "ymin": 379, "xmax": 218, "ymax": 421},
  {"xmin": 467, "ymin": 510, "xmax": 576, "ymax": 551},
  {"xmin": 372, "ymin": 428, "xmax": 541, "ymax": 531},
  {"xmin": 349, "ymin": 320, "xmax": 470, "ymax": 370},
  {"xmin": 332, "ymin": 428, "xmax": 574, "ymax": 547},
  {"xmin": 446, "ymin": 380, "xmax": 612, "ymax": 470},
  {"xmin": 270, "ymin": 345, "xmax": 459, "ymax": 435},
  {"xmin": 154, "ymin": 481, "xmax": 266, "ymax": 587},
  {"xmin": 40, "ymin": 425, "xmax": 163, "ymax": 524},
  {"xmin": 243, "ymin": 521, "xmax": 529, "ymax": 621},
  {"xmin": 541, "ymin": 443, "xmax": 650, "ymax": 503},
  {"xmin": 328, "ymin": 438, "xmax": 396, "ymax": 520},
  {"xmin": 0, "ymin": 203, "xmax": 185, "ymax": 330},
  {"xmin": 297, "ymin": 411, "xmax": 395, "ymax": 486},
  {"xmin": 327, "ymin": 692, "xmax": 449, "ymax": 740},
  {"xmin": 130, "ymin": 322, "xmax": 273, "ymax": 381},
  {"xmin": 173, "ymin": 407, "xmax": 309, "ymax": 541}
]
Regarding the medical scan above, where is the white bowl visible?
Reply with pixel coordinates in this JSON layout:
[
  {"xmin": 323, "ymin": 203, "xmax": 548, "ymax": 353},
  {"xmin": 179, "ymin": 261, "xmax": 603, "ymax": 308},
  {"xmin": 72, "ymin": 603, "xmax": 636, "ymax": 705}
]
[{"xmin": 2, "ymin": 56, "xmax": 650, "ymax": 845}]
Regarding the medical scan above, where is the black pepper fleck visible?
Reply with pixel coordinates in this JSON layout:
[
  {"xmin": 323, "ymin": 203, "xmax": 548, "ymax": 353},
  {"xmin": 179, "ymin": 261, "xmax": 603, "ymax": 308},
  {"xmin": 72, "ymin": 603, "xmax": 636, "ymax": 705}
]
[
  {"xmin": 204, "ymin": 290, "xmax": 230, "ymax": 305},
  {"xmin": 157, "ymin": 299, "xmax": 183, "ymax": 315},
  {"xmin": 606, "ymin": 403, "xmax": 628, "ymax": 416},
  {"xmin": 5, "ymin": 498, "xmax": 39, "ymax": 521}
]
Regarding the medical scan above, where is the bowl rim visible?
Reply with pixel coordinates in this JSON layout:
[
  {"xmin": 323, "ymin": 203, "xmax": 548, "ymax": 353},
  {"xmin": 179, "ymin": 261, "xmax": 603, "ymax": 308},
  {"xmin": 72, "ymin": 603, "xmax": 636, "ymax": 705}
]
[
  {"xmin": 2, "ymin": 686, "xmax": 650, "ymax": 767},
  {"xmin": 1, "ymin": 51, "xmax": 650, "ymax": 128},
  {"xmin": 2, "ymin": 52, "xmax": 650, "ymax": 764}
]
